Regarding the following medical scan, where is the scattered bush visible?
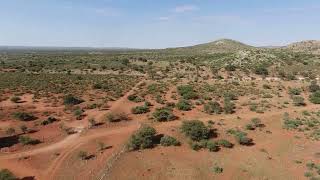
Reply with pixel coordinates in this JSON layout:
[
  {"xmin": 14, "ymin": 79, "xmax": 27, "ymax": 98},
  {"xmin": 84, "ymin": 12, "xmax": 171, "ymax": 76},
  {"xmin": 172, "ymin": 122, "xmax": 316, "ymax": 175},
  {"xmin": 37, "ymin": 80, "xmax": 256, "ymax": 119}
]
[
  {"xmin": 206, "ymin": 141, "xmax": 219, "ymax": 152},
  {"xmin": 106, "ymin": 112, "xmax": 129, "ymax": 122},
  {"xmin": 177, "ymin": 85, "xmax": 198, "ymax": 100},
  {"xmin": 152, "ymin": 107, "xmax": 176, "ymax": 122},
  {"xmin": 12, "ymin": 112, "xmax": 36, "ymax": 121},
  {"xmin": 181, "ymin": 120, "xmax": 210, "ymax": 141},
  {"xmin": 160, "ymin": 136, "xmax": 180, "ymax": 146},
  {"xmin": 223, "ymin": 98, "xmax": 235, "ymax": 114},
  {"xmin": 41, "ymin": 116, "xmax": 57, "ymax": 126},
  {"xmin": 309, "ymin": 81, "xmax": 320, "ymax": 93},
  {"xmin": 63, "ymin": 94, "xmax": 84, "ymax": 105},
  {"xmin": 127, "ymin": 94, "xmax": 144, "ymax": 102},
  {"xmin": 176, "ymin": 99, "xmax": 192, "ymax": 111},
  {"xmin": 127, "ymin": 125, "xmax": 157, "ymax": 151},
  {"xmin": 0, "ymin": 169, "xmax": 16, "ymax": 180},
  {"xmin": 289, "ymin": 88, "xmax": 302, "ymax": 96},
  {"xmin": 310, "ymin": 91, "xmax": 320, "ymax": 104},
  {"xmin": 19, "ymin": 136, "xmax": 40, "ymax": 145},
  {"xmin": 204, "ymin": 101, "xmax": 222, "ymax": 114},
  {"xmin": 131, "ymin": 105, "xmax": 150, "ymax": 114},
  {"xmin": 292, "ymin": 96, "xmax": 306, "ymax": 106},
  {"xmin": 216, "ymin": 139, "xmax": 233, "ymax": 148}
]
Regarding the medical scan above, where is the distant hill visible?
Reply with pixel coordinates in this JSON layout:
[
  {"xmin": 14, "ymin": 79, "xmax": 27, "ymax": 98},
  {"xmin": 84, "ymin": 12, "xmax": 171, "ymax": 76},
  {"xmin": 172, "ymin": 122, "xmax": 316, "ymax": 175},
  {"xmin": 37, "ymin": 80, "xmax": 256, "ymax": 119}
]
[
  {"xmin": 165, "ymin": 39, "xmax": 254, "ymax": 54},
  {"xmin": 285, "ymin": 40, "xmax": 320, "ymax": 54}
]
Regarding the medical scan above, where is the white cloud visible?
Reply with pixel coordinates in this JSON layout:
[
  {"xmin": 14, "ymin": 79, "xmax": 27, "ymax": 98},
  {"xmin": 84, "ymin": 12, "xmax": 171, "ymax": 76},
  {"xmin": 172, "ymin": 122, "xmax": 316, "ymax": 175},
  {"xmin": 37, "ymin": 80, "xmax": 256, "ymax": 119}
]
[
  {"xmin": 173, "ymin": 5, "xmax": 199, "ymax": 13},
  {"xmin": 158, "ymin": 16, "xmax": 170, "ymax": 21},
  {"xmin": 93, "ymin": 7, "xmax": 121, "ymax": 17}
]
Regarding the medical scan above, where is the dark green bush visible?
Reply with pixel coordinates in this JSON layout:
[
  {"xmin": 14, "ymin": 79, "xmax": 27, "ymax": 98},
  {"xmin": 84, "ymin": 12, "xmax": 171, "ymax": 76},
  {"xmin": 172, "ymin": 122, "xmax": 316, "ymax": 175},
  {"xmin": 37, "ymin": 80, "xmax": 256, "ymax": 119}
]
[
  {"xmin": 160, "ymin": 136, "xmax": 180, "ymax": 146},
  {"xmin": 0, "ymin": 169, "xmax": 16, "ymax": 180},
  {"xmin": 127, "ymin": 126, "xmax": 157, "ymax": 151},
  {"xmin": 204, "ymin": 101, "xmax": 222, "ymax": 114},
  {"xmin": 63, "ymin": 94, "xmax": 84, "ymax": 105},
  {"xmin": 310, "ymin": 91, "xmax": 320, "ymax": 104},
  {"xmin": 131, "ymin": 105, "xmax": 150, "ymax": 114},
  {"xmin": 127, "ymin": 94, "xmax": 144, "ymax": 102},
  {"xmin": 12, "ymin": 112, "xmax": 36, "ymax": 121},
  {"xmin": 152, "ymin": 107, "xmax": 176, "ymax": 122},
  {"xmin": 177, "ymin": 85, "xmax": 198, "ymax": 100},
  {"xmin": 223, "ymin": 98, "xmax": 235, "ymax": 114},
  {"xmin": 106, "ymin": 112, "xmax": 129, "ymax": 122},
  {"xmin": 181, "ymin": 120, "xmax": 210, "ymax": 141},
  {"xmin": 19, "ymin": 136, "xmax": 40, "ymax": 145},
  {"xmin": 176, "ymin": 99, "xmax": 192, "ymax": 111}
]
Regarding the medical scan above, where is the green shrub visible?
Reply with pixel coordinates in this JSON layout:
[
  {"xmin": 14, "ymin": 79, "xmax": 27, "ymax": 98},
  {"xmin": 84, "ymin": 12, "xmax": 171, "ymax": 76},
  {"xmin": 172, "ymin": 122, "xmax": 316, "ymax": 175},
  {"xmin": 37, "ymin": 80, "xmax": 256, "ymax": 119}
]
[
  {"xmin": 10, "ymin": 96, "xmax": 21, "ymax": 103},
  {"xmin": 152, "ymin": 107, "xmax": 176, "ymax": 122},
  {"xmin": 177, "ymin": 85, "xmax": 198, "ymax": 100},
  {"xmin": 309, "ymin": 81, "xmax": 320, "ymax": 92},
  {"xmin": 227, "ymin": 129, "xmax": 253, "ymax": 145},
  {"xmin": 289, "ymin": 88, "xmax": 301, "ymax": 96},
  {"xmin": 216, "ymin": 139, "xmax": 233, "ymax": 148},
  {"xmin": 12, "ymin": 112, "xmax": 36, "ymax": 121},
  {"xmin": 254, "ymin": 65, "xmax": 268, "ymax": 76},
  {"xmin": 292, "ymin": 96, "xmax": 306, "ymax": 106},
  {"xmin": 204, "ymin": 101, "xmax": 222, "ymax": 114},
  {"xmin": 212, "ymin": 165, "xmax": 223, "ymax": 174},
  {"xmin": 131, "ymin": 105, "xmax": 150, "ymax": 114},
  {"xmin": 223, "ymin": 98, "xmax": 235, "ymax": 114},
  {"xmin": 160, "ymin": 136, "xmax": 180, "ymax": 146},
  {"xmin": 176, "ymin": 99, "xmax": 192, "ymax": 111},
  {"xmin": 189, "ymin": 141, "xmax": 202, "ymax": 151},
  {"xmin": 0, "ymin": 169, "xmax": 16, "ymax": 180},
  {"xmin": 206, "ymin": 141, "xmax": 219, "ymax": 152},
  {"xmin": 63, "ymin": 94, "xmax": 84, "ymax": 105},
  {"xmin": 127, "ymin": 94, "xmax": 144, "ymax": 102},
  {"xmin": 19, "ymin": 136, "xmax": 40, "ymax": 145},
  {"xmin": 127, "ymin": 126, "xmax": 157, "ymax": 151},
  {"xmin": 41, "ymin": 116, "xmax": 57, "ymax": 126},
  {"xmin": 181, "ymin": 120, "xmax": 210, "ymax": 141},
  {"xmin": 106, "ymin": 112, "xmax": 129, "ymax": 122},
  {"xmin": 310, "ymin": 91, "xmax": 320, "ymax": 104}
]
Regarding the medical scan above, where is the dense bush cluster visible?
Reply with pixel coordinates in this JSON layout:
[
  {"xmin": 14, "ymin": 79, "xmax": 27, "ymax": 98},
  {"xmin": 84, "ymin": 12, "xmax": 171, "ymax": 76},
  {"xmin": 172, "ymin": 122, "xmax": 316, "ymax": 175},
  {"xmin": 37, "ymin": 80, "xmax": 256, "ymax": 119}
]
[
  {"xmin": 127, "ymin": 126, "xmax": 157, "ymax": 151},
  {"xmin": 152, "ymin": 107, "xmax": 176, "ymax": 122},
  {"xmin": 181, "ymin": 120, "xmax": 210, "ymax": 141},
  {"xmin": 177, "ymin": 85, "xmax": 198, "ymax": 100}
]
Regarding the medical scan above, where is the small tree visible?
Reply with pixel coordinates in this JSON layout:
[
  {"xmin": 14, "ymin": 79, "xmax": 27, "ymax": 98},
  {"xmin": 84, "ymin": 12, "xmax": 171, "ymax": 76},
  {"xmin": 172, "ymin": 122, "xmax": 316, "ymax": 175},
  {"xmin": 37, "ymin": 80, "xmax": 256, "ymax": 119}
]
[{"xmin": 0, "ymin": 169, "xmax": 16, "ymax": 180}]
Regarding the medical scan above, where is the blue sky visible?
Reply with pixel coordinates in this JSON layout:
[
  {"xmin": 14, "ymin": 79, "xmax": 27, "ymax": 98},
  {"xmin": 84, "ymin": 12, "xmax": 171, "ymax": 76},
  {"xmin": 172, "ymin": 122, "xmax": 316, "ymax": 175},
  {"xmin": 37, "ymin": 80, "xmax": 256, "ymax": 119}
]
[{"xmin": 1, "ymin": 0, "xmax": 320, "ymax": 48}]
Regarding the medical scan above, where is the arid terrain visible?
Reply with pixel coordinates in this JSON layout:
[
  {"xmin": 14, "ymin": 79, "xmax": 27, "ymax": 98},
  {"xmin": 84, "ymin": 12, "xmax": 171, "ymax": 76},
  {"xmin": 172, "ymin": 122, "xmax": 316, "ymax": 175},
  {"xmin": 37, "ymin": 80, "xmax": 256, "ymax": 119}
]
[{"xmin": 1, "ymin": 39, "xmax": 320, "ymax": 180}]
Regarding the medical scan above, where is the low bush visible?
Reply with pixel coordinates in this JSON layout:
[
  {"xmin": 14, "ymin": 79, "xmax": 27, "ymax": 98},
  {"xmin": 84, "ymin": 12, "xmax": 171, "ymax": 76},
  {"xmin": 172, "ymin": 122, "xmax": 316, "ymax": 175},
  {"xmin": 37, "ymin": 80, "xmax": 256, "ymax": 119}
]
[
  {"xmin": 176, "ymin": 99, "xmax": 192, "ymax": 111},
  {"xmin": 131, "ymin": 105, "xmax": 150, "ymax": 114},
  {"xmin": 41, "ymin": 116, "xmax": 57, "ymax": 126},
  {"xmin": 12, "ymin": 112, "xmax": 36, "ymax": 121},
  {"xmin": 127, "ymin": 94, "xmax": 144, "ymax": 102},
  {"xmin": 0, "ymin": 169, "xmax": 16, "ymax": 180},
  {"xmin": 106, "ymin": 112, "xmax": 129, "ymax": 122},
  {"xmin": 216, "ymin": 139, "xmax": 233, "ymax": 148},
  {"xmin": 223, "ymin": 98, "xmax": 235, "ymax": 114},
  {"xmin": 181, "ymin": 120, "xmax": 210, "ymax": 141},
  {"xmin": 310, "ymin": 91, "xmax": 320, "ymax": 104},
  {"xmin": 309, "ymin": 81, "xmax": 320, "ymax": 92},
  {"xmin": 177, "ymin": 85, "xmax": 198, "ymax": 100},
  {"xmin": 152, "ymin": 107, "xmax": 176, "ymax": 122},
  {"xmin": 78, "ymin": 151, "xmax": 88, "ymax": 160},
  {"xmin": 127, "ymin": 125, "xmax": 157, "ymax": 151},
  {"xmin": 292, "ymin": 96, "xmax": 306, "ymax": 106},
  {"xmin": 206, "ymin": 141, "xmax": 219, "ymax": 152},
  {"xmin": 160, "ymin": 136, "xmax": 180, "ymax": 146},
  {"xmin": 63, "ymin": 94, "xmax": 84, "ymax": 105},
  {"xmin": 204, "ymin": 101, "xmax": 222, "ymax": 114},
  {"xmin": 227, "ymin": 129, "xmax": 253, "ymax": 145},
  {"xmin": 19, "ymin": 136, "xmax": 40, "ymax": 145},
  {"xmin": 10, "ymin": 96, "xmax": 21, "ymax": 103},
  {"xmin": 289, "ymin": 88, "xmax": 302, "ymax": 95}
]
